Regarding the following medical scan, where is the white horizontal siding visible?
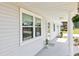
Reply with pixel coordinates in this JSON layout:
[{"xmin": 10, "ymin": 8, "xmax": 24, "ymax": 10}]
[
  {"xmin": 0, "ymin": 3, "xmax": 45, "ymax": 56},
  {"xmin": 0, "ymin": 3, "xmax": 19, "ymax": 55}
]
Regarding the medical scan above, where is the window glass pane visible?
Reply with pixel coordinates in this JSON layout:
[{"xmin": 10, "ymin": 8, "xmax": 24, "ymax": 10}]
[
  {"xmin": 22, "ymin": 13, "xmax": 33, "ymax": 26},
  {"xmin": 53, "ymin": 24, "xmax": 55, "ymax": 31},
  {"xmin": 22, "ymin": 27, "xmax": 33, "ymax": 41},
  {"xmin": 48, "ymin": 23, "xmax": 50, "ymax": 33},
  {"xmin": 35, "ymin": 17, "xmax": 41, "ymax": 26},
  {"xmin": 35, "ymin": 27, "xmax": 41, "ymax": 37}
]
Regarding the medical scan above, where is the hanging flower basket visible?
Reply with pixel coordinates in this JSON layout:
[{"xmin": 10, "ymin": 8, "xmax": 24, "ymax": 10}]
[
  {"xmin": 72, "ymin": 14, "xmax": 79, "ymax": 23},
  {"xmin": 72, "ymin": 14, "xmax": 79, "ymax": 28}
]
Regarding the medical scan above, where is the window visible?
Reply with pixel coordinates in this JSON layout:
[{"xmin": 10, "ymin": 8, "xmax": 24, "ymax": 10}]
[
  {"xmin": 35, "ymin": 17, "xmax": 41, "ymax": 37},
  {"xmin": 48, "ymin": 22, "xmax": 50, "ymax": 33},
  {"xmin": 53, "ymin": 24, "xmax": 55, "ymax": 31},
  {"xmin": 22, "ymin": 13, "xmax": 33, "ymax": 41},
  {"xmin": 20, "ymin": 8, "xmax": 42, "ymax": 43}
]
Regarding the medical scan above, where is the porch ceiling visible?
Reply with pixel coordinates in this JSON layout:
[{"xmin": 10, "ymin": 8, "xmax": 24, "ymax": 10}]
[
  {"xmin": 14, "ymin": 2, "xmax": 77, "ymax": 17},
  {"xmin": 22, "ymin": 2, "xmax": 77, "ymax": 11}
]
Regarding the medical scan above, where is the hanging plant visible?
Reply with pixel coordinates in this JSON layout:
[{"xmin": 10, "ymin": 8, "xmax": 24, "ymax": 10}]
[
  {"xmin": 72, "ymin": 14, "xmax": 79, "ymax": 28},
  {"xmin": 72, "ymin": 14, "xmax": 79, "ymax": 23}
]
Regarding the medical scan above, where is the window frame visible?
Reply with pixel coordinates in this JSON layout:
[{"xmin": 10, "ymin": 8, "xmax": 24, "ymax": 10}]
[{"xmin": 20, "ymin": 8, "xmax": 42, "ymax": 45}]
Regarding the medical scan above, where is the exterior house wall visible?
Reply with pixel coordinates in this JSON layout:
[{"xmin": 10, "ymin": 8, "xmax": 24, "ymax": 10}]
[
  {"xmin": 44, "ymin": 16, "xmax": 61, "ymax": 40},
  {"xmin": 0, "ymin": 3, "xmax": 45, "ymax": 56}
]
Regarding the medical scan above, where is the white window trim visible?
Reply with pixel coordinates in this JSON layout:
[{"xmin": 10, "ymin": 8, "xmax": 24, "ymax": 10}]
[{"xmin": 20, "ymin": 8, "xmax": 42, "ymax": 46}]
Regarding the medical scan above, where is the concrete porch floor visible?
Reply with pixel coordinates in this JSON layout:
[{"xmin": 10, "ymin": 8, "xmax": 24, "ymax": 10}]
[{"xmin": 36, "ymin": 38, "xmax": 70, "ymax": 56}]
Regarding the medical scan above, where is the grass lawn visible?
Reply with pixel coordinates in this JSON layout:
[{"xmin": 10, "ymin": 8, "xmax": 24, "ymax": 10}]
[
  {"xmin": 73, "ymin": 28, "xmax": 79, "ymax": 34},
  {"xmin": 62, "ymin": 28, "xmax": 79, "ymax": 34},
  {"xmin": 62, "ymin": 31, "xmax": 67, "ymax": 34},
  {"xmin": 61, "ymin": 28, "xmax": 79, "ymax": 41}
]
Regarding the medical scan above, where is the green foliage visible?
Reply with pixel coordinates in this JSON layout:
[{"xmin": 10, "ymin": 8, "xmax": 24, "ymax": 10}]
[{"xmin": 72, "ymin": 14, "xmax": 79, "ymax": 22}]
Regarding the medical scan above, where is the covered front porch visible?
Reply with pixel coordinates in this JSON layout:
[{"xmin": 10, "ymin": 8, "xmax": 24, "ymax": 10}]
[{"xmin": 0, "ymin": 2, "xmax": 79, "ymax": 56}]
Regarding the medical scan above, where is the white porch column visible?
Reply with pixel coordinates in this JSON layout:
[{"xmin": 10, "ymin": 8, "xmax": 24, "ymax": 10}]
[{"xmin": 68, "ymin": 12, "xmax": 74, "ymax": 56}]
